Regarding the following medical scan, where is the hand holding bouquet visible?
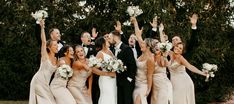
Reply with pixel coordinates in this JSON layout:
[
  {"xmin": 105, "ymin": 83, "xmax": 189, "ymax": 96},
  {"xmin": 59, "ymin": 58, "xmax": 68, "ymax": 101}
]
[
  {"xmin": 31, "ymin": 10, "xmax": 48, "ymax": 24},
  {"xmin": 202, "ymin": 63, "xmax": 218, "ymax": 82},
  {"xmin": 57, "ymin": 64, "xmax": 73, "ymax": 80}
]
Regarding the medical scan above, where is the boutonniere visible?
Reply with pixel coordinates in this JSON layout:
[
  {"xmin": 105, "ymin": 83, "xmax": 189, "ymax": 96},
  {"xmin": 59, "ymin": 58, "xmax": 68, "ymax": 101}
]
[{"xmin": 117, "ymin": 49, "xmax": 121, "ymax": 54}]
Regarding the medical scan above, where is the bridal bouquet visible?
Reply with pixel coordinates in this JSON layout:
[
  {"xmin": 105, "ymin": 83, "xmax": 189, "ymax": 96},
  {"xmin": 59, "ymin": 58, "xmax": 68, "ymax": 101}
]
[
  {"xmin": 157, "ymin": 42, "xmax": 173, "ymax": 53},
  {"xmin": 57, "ymin": 64, "xmax": 73, "ymax": 80},
  {"xmin": 31, "ymin": 10, "xmax": 48, "ymax": 24},
  {"xmin": 88, "ymin": 55, "xmax": 102, "ymax": 68},
  {"xmin": 126, "ymin": 6, "xmax": 143, "ymax": 17},
  {"xmin": 202, "ymin": 63, "xmax": 218, "ymax": 82},
  {"xmin": 101, "ymin": 58, "xmax": 126, "ymax": 73}
]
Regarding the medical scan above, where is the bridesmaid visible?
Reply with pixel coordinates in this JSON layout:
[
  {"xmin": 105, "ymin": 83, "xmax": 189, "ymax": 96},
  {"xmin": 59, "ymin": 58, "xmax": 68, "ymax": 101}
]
[
  {"xmin": 50, "ymin": 45, "xmax": 76, "ymax": 104},
  {"xmin": 29, "ymin": 20, "xmax": 57, "ymax": 104},
  {"xmin": 168, "ymin": 42, "xmax": 207, "ymax": 104},
  {"xmin": 132, "ymin": 17, "xmax": 155, "ymax": 104},
  {"xmin": 67, "ymin": 45, "xmax": 93, "ymax": 104},
  {"xmin": 151, "ymin": 40, "xmax": 173, "ymax": 104}
]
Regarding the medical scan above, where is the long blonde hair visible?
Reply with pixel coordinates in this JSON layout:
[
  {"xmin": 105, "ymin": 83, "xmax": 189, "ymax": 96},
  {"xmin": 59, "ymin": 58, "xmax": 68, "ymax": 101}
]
[{"xmin": 74, "ymin": 45, "xmax": 85, "ymax": 61}]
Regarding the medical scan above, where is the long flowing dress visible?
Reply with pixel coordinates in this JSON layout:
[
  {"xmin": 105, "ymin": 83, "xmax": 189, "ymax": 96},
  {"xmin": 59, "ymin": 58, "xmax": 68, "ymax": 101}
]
[
  {"xmin": 67, "ymin": 69, "xmax": 92, "ymax": 104},
  {"xmin": 29, "ymin": 59, "xmax": 56, "ymax": 104},
  {"xmin": 133, "ymin": 59, "xmax": 148, "ymax": 104},
  {"xmin": 50, "ymin": 65, "xmax": 76, "ymax": 104},
  {"xmin": 168, "ymin": 61, "xmax": 195, "ymax": 104},
  {"xmin": 151, "ymin": 62, "xmax": 173, "ymax": 104},
  {"xmin": 98, "ymin": 52, "xmax": 117, "ymax": 104}
]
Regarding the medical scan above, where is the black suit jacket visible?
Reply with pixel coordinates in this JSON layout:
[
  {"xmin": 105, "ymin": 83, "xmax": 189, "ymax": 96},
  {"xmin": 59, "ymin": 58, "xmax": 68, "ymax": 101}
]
[
  {"xmin": 146, "ymin": 28, "xmax": 159, "ymax": 39},
  {"xmin": 184, "ymin": 28, "xmax": 199, "ymax": 59},
  {"xmin": 120, "ymin": 33, "xmax": 142, "ymax": 58},
  {"xmin": 116, "ymin": 43, "xmax": 137, "ymax": 86},
  {"xmin": 83, "ymin": 44, "xmax": 97, "ymax": 58}
]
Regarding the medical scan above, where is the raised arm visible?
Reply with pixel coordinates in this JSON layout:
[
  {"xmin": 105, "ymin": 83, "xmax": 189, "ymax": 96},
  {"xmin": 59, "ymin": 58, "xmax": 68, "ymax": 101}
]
[
  {"xmin": 179, "ymin": 55, "xmax": 206, "ymax": 76},
  {"xmin": 147, "ymin": 16, "xmax": 158, "ymax": 38},
  {"xmin": 186, "ymin": 13, "xmax": 199, "ymax": 55},
  {"xmin": 159, "ymin": 23, "xmax": 167, "ymax": 43},
  {"xmin": 91, "ymin": 27, "xmax": 98, "ymax": 43},
  {"xmin": 146, "ymin": 57, "xmax": 155, "ymax": 96},
  {"xmin": 131, "ymin": 17, "xmax": 145, "ymax": 48},
  {"xmin": 115, "ymin": 21, "xmax": 128, "ymax": 44},
  {"xmin": 190, "ymin": 13, "xmax": 198, "ymax": 30},
  {"xmin": 39, "ymin": 20, "xmax": 49, "ymax": 61}
]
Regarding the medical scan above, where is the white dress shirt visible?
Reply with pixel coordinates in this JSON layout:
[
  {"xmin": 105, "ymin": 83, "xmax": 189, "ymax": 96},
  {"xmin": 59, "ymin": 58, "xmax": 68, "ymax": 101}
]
[
  {"xmin": 58, "ymin": 42, "xmax": 63, "ymax": 51},
  {"xmin": 131, "ymin": 46, "xmax": 138, "ymax": 60},
  {"xmin": 115, "ymin": 42, "xmax": 122, "ymax": 56},
  {"xmin": 82, "ymin": 43, "xmax": 89, "ymax": 56}
]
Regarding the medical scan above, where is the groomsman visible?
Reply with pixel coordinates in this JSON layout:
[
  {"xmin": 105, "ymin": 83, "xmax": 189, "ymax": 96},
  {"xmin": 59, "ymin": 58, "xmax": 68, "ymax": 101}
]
[
  {"xmin": 109, "ymin": 31, "xmax": 137, "ymax": 104},
  {"xmin": 80, "ymin": 32, "xmax": 96, "ymax": 58},
  {"xmin": 113, "ymin": 21, "xmax": 141, "ymax": 59},
  {"xmin": 35, "ymin": 24, "xmax": 64, "ymax": 59},
  {"xmin": 128, "ymin": 33, "xmax": 142, "ymax": 60},
  {"xmin": 49, "ymin": 28, "xmax": 64, "ymax": 51}
]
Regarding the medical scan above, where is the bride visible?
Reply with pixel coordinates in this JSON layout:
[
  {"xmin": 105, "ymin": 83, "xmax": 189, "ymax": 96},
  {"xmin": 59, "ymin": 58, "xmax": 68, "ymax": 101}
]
[{"xmin": 92, "ymin": 36, "xmax": 117, "ymax": 104}]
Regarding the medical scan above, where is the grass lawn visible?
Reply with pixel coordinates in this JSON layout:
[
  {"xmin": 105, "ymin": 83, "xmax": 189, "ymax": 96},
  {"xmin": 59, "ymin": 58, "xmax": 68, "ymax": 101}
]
[{"xmin": 0, "ymin": 101, "xmax": 28, "ymax": 104}]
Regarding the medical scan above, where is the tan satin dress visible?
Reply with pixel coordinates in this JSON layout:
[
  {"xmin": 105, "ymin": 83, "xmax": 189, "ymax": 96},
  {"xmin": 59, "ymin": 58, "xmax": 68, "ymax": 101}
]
[
  {"xmin": 29, "ymin": 59, "xmax": 56, "ymax": 104},
  {"xmin": 133, "ymin": 60, "xmax": 148, "ymax": 104},
  {"xmin": 151, "ymin": 62, "xmax": 173, "ymax": 104},
  {"xmin": 168, "ymin": 61, "xmax": 195, "ymax": 104},
  {"xmin": 68, "ymin": 69, "xmax": 92, "ymax": 104},
  {"xmin": 50, "ymin": 67, "xmax": 76, "ymax": 104}
]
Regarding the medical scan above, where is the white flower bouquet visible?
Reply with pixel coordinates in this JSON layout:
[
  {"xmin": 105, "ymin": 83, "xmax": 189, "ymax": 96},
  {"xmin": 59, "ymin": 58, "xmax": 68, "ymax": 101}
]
[
  {"xmin": 31, "ymin": 10, "xmax": 48, "ymax": 24},
  {"xmin": 123, "ymin": 20, "xmax": 131, "ymax": 26},
  {"xmin": 126, "ymin": 6, "xmax": 143, "ymax": 17},
  {"xmin": 202, "ymin": 63, "xmax": 218, "ymax": 82},
  {"xmin": 157, "ymin": 42, "xmax": 173, "ymax": 53},
  {"xmin": 88, "ymin": 55, "xmax": 102, "ymax": 68},
  {"xmin": 101, "ymin": 58, "xmax": 126, "ymax": 73},
  {"xmin": 57, "ymin": 64, "xmax": 73, "ymax": 80}
]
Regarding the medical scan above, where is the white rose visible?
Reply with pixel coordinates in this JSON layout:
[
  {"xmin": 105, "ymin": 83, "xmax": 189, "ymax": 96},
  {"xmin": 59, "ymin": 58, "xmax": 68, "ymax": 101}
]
[
  {"xmin": 127, "ymin": 6, "xmax": 134, "ymax": 16},
  {"xmin": 112, "ymin": 63, "xmax": 119, "ymax": 70},
  {"xmin": 203, "ymin": 63, "xmax": 213, "ymax": 71},
  {"xmin": 123, "ymin": 20, "xmax": 131, "ymax": 26},
  {"xmin": 166, "ymin": 42, "xmax": 173, "ymax": 51},
  {"xmin": 212, "ymin": 64, "xmax": 218, "ymax": 71},
  {"xmin": 210, "ymin": 72, "xmax": 215, "ymax": 77}
]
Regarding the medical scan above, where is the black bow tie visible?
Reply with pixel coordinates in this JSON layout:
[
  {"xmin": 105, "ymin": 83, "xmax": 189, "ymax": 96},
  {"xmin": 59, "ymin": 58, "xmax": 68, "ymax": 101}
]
[
  {"xmin": 57, "ymin": 40, "xmax": 63, "ymax": 44},
  {"xmin": 83, "ymin": 44, "xmax": 90, "ymax": 48}
]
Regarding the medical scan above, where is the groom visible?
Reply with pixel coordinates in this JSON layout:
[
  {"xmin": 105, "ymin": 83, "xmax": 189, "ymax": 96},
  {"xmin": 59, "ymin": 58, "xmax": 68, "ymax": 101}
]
[{"xmin": 108, "ymin": 31, "xmax": 137, "ymax": 104}]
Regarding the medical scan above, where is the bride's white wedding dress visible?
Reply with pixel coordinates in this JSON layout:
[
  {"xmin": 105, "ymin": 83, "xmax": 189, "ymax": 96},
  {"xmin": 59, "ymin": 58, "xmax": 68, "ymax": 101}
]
[{"xmin": 98, "ymin": 52, "xmax": 117, "ymax": 104}]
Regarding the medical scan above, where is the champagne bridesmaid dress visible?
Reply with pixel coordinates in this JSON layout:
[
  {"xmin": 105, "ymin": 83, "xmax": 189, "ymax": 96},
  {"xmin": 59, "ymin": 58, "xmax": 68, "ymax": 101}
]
[
  {"xmin": 168, "ymin": 61, "xmax": 195, "ymax": 104},
  {"xmin": 151, "ymin": 62, "xmax": 173, "ymax": 104},
  {"xmin": 133, "ymin": 60, "xmax": 148, "ymax": 104},
  {"xmin": 29, "ymin": 59, "xmax": 56, "ymax": 104},
  {"xmin": 68, "ymin": 69, "xmax": 92, "ymax": 104},
  {"xmin": 50, "ymin": 65, "xmax": 76, "ymax": 104}
]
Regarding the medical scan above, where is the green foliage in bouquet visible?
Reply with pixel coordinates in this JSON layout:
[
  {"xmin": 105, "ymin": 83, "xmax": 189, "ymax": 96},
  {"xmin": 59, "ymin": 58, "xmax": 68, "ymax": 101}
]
[{"xmin": 0, "ymin": 0, "xmax": 233, "ymax": 103}]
